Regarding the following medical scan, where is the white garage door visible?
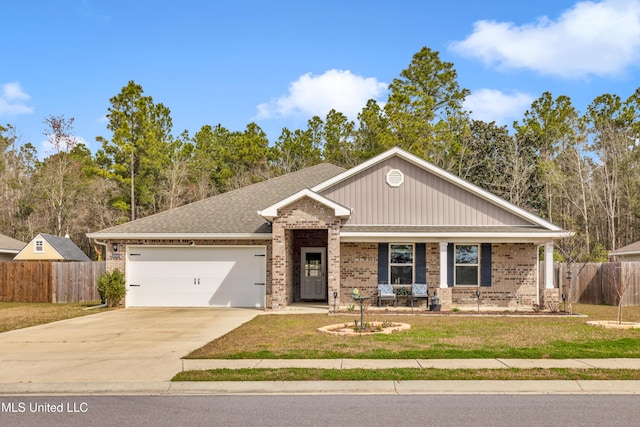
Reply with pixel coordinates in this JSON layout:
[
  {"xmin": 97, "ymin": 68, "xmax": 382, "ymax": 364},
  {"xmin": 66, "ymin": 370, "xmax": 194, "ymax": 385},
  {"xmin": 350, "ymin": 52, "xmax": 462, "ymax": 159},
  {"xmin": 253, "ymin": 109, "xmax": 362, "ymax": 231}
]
[{"xmin": 126, "ymin": 246, "xmax": 266, "ymax": 308}]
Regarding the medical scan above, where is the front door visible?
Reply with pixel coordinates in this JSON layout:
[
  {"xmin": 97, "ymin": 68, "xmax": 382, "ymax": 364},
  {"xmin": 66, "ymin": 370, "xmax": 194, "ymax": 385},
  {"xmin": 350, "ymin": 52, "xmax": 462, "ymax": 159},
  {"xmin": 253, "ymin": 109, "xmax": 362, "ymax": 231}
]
[{"xmin": 300, "ymin": 247, "xmax": 326, "ymax": 300}]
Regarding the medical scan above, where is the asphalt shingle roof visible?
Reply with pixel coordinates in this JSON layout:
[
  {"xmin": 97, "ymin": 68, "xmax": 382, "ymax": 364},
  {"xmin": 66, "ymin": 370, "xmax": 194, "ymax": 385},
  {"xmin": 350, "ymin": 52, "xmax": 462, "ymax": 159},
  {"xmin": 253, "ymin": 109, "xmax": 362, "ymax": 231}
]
[
  {"xmin": 90, "ymin": 163, "xmax": 346, "ymax": 236},
  {"xmin": 611, "ymin": 240, "xmax": 640, "ymax": 255},
  {"xmin": 40, "ymin": 234, "xmax": 91, "ymax": 261},
  {"xmin": 0, "ymin": 234, "xmax": 26, "ymax": 252}
]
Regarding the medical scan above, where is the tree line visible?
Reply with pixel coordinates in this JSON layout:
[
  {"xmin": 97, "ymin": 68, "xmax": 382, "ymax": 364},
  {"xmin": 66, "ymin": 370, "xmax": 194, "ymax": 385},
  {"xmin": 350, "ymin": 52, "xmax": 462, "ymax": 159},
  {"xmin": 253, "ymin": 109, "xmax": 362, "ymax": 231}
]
[{"xmin": 1, "ymin": 47, "xmax": 639, "ymax": 261}]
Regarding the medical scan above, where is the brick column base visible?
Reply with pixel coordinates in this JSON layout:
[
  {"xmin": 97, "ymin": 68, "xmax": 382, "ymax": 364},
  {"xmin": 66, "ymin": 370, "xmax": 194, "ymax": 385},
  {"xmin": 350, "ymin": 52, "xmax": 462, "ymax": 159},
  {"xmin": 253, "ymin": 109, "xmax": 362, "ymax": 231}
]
[
  {"xmin": 434, "ymin": 288, "xmax": 452, "ymax": 311},
  {"xmin": 542, "ymin": 289, "xmax": 561, "ymax": 311}
]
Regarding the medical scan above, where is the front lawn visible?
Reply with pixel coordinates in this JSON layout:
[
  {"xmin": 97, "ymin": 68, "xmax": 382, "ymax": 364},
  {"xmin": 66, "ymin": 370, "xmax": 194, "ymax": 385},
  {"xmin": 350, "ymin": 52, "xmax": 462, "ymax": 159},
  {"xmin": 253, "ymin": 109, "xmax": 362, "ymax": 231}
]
[
  {"xmin": 0, "ymin": 301, "xmax": 106, "ymax": 333},
  {"xmin": 186, "ymin": 304, "xmax": 640, "ymax": 360}
]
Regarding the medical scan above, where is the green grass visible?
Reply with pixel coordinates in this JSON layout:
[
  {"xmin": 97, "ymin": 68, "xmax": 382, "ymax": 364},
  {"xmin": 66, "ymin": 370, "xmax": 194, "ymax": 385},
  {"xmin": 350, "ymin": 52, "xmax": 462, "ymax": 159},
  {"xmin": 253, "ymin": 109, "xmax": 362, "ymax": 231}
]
[
  {"xmin": 186, "ymin": 304, "xmax": 640, "ymax": 360},
  {"xmin": 0, "ymin": 301, "xmax": 108, "ymax": 333},
  {"xmin": 173, "ymin": 368, "xmax": 640, "ymax": 382}
]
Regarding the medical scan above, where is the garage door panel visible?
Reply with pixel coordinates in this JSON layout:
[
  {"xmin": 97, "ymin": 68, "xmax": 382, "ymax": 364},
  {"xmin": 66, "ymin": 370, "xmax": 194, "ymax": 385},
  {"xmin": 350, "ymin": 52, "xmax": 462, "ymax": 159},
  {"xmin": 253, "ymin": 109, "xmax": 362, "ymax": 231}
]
[{"xmin": 127, "ymin": 246, "xmax": 266, "ymax": 308}]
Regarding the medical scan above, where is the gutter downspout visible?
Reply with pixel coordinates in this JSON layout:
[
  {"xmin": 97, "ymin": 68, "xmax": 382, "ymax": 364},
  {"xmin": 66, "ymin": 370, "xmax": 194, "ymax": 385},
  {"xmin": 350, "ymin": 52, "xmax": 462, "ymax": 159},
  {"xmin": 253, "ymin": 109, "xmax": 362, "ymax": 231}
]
[{"xmin": 92, "ymin": 239, "xmax": 108, "ymax": 262}]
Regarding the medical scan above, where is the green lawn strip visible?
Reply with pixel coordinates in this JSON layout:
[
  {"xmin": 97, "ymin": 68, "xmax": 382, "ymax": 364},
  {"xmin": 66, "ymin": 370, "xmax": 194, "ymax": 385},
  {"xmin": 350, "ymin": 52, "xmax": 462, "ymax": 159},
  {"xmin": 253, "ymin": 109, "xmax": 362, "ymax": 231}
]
[
  {"xmin": 0, "ymin": 301, "xmax": 107, "ymax": 333},
  {"xmin": 202, "ymin": 337, "xmax": 640, "ymax": 360},
  {"xmin": 186, "ymin": 305, "xmax": 640, "ymax": 360},
  {"xmin": 173, "ymin": 368, "xmax": 640, "ymax": 382}
]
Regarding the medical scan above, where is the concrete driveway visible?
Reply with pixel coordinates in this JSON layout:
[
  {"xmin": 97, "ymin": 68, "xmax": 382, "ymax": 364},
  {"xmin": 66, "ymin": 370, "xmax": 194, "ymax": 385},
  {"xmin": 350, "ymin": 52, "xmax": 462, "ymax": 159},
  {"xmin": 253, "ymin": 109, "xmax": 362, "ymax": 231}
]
[{"xmin": 0, "ymin": 308, "xmax": 259, "ymax": 383}]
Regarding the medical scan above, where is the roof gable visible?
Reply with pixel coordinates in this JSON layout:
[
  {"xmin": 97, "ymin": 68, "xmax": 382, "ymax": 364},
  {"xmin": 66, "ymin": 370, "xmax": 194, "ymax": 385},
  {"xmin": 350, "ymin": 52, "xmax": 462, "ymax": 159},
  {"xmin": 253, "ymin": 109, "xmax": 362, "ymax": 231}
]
[
  {"xmin": 41, "ymin": 234, "xmax": 91, "ymax": 261},
  {"xmin": 14, "ymin": 233, "xmax": 90, "ymax": 261},
  {"xmin": 258, "ymin": 189, "xmax": 351, "ymax": 222},
  {"xmin": 314, "ymin": 147, "xmax": 561, "ymax": 231}
]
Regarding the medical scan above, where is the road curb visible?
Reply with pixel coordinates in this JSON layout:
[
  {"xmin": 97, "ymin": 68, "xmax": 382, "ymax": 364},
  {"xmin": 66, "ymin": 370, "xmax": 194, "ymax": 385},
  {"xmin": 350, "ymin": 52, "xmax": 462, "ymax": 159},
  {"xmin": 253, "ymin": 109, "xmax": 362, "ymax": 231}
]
[{"xmin": 2, "ymin": 380, "xmax": 640, "ymax": 396}]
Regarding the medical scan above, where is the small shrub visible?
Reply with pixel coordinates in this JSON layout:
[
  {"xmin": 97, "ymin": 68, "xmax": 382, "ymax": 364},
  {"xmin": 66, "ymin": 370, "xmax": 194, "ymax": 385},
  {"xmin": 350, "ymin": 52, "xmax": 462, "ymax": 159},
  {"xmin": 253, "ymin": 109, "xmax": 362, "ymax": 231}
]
[
  {"xmin": 546, "ymin": 300, "xmax": 560, "ymax": 313},
  {"xmin": 97, "ymin": 269, "xmax": 126, "ymax": 308},
  {"xmin": 452, "ymin": 307, "xmax": 460, "ymax": 312}
]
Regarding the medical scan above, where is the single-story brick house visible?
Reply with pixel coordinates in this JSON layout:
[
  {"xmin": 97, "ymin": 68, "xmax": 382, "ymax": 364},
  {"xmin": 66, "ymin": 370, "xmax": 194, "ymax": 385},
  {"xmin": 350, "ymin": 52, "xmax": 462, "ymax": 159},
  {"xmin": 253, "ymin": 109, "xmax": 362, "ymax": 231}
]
[{"xmin": 87, "ymin": 147, "xmax": 570, "ymax": 310}]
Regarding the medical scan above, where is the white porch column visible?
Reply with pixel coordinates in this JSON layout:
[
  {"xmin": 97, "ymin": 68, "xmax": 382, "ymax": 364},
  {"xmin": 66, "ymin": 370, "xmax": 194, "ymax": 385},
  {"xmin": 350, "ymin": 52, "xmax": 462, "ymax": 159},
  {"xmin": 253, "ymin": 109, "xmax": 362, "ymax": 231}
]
[
  {"xmin": 439, "ymin": 242, "xmax": 448, "ymax": 288},
  {"xmin": 544, "ymin": 241, "xmax": 554, "ymax": 289}
]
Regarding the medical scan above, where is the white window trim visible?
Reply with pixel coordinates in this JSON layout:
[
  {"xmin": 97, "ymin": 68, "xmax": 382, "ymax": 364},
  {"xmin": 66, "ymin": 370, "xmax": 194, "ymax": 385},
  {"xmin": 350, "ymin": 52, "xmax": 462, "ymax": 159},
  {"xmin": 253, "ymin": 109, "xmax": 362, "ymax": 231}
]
[
  {"xmin": 454, "ymin": 243, "xmax": 480, "ymax": 287},
  {"xmin": 34, "ymin": 239, "xmax": 44, "ymax": 254},
  {"xmin": 389, "ymin": 243, "xmax": 415, "ymax": 285}
]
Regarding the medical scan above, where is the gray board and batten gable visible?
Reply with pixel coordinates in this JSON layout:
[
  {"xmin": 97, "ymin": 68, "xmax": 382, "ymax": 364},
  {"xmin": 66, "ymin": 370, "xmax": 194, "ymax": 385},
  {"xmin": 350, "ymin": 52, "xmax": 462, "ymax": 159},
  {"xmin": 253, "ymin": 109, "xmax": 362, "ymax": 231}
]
[
  {"xmin": 89, "ymin": 163, "xmax": 346, "ymax": 238},
  {"xmin": 312, "ymin": 148, "xmax": 566, "ymax": 242},
  {"xmin": 318, "ymin": 155, "xmax": 530, "ymax": 227}
]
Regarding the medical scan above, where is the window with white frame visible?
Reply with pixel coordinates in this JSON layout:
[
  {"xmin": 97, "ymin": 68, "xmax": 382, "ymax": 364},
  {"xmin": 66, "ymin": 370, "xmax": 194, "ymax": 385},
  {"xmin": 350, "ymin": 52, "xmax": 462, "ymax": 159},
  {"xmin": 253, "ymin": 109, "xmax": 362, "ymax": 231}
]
[
  {"xmin": 455, "ymin": 244, "xmax": 479, "ymax": 286},
  {"xmin": 389, "ymin": 244, "xmax": 414, "ymax": 284},
  {"xmin": 34, "ymin": 239, "xmax": 44, "ymax": 253}
]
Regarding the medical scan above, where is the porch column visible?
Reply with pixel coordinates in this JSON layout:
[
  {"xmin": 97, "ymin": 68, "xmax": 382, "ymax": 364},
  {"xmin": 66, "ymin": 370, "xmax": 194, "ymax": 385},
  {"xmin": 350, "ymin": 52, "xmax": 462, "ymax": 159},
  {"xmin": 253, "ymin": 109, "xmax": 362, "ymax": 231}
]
[
  {"xmin": 439, "ymin": 242, "xmax": 448, "ymax": 288},
  {"xmin": 270, "ymin": 222, "xmax": 287, "ymax": 309},
  {"xmin": 327, "ymin": 225, "xmax": 340, "ymax": 307},
  {"xmin": 544, "ymin": 241, "xmax": 554, "ymax": 289}
]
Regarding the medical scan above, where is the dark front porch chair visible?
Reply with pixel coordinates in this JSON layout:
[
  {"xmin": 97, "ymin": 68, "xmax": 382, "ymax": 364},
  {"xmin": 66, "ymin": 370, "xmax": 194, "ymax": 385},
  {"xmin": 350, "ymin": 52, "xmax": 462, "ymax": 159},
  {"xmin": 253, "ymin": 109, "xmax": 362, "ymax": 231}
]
[
  {"xmin": 411, "ymin": 283, "xmax": 429, "ymax": 309},
  {"xmin": 377, "ymin": 284, "xmax": 397, "ymax": 307}
]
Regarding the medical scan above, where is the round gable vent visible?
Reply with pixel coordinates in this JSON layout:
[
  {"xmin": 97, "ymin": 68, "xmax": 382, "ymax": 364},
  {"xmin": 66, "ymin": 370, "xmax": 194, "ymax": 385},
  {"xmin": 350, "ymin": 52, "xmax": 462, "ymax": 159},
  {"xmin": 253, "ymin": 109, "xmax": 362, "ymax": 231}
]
[{"xmin": 386, "ymin": 169, "xmax": 404, "ymax": 187}]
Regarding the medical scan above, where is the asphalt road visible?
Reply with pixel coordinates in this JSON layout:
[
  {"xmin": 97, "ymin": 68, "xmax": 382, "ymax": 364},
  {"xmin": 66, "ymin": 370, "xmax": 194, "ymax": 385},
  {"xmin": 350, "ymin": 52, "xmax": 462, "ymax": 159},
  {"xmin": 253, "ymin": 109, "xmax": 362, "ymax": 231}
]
[{"xmin": 2, "ymin": 394, "xmax": 640, "ymax": 427}]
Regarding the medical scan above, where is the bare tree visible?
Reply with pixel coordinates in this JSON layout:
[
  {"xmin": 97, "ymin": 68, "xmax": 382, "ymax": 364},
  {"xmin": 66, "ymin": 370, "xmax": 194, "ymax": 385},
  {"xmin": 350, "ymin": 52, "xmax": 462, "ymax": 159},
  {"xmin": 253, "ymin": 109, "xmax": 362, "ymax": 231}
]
[
  {"xmin": 607, "ymin": 263, "xmax": 633, "ymax": 324},
  {"xmin": 37, "ymin": 115, "xmax": 79, "ymax": 236}
]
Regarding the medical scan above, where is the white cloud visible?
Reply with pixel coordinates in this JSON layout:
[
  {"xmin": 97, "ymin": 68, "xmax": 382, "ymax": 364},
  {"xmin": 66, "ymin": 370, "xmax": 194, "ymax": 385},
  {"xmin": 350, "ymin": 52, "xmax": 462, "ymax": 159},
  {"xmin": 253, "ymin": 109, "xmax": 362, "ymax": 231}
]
[
  {"xmin": 256, "ymin": 69, "xmax": 388, "ymax": 121},
  {"xmin": 463, "ymin": 89, "xmax": 534, "ymax": 126},
  {"xmin": 39, "ymin": 135, "xmax": 90, "ymax": 159},
  {"xmin": 451, "ymin": 0, "xmax": 640, "ymax": 78},
  {"xmin": 0, "ymin": 82, "xmax": 34, "ymax": 116}
]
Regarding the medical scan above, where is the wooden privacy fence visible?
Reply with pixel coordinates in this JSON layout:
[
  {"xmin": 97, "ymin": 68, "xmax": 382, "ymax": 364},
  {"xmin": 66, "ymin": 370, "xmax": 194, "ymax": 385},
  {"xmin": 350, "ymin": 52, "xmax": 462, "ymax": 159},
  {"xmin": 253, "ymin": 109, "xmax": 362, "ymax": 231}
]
[
  {"xmin": 0, "ymin": 261, "xmax": 105, "ymax": 303},
  {"xmin": 545, "ymin": 262, "xmax": 640, "ymax": 306}
]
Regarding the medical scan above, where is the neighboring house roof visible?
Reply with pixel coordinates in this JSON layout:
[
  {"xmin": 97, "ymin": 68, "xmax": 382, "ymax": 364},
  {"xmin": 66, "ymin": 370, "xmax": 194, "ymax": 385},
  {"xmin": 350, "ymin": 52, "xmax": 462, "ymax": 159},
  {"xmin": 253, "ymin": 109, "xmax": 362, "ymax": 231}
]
[
  {"xmin": 14, "ymin": 233, "xmax": 91, "ymax": 261},
  {"xmin": 610, "ymin": 241, "xmax": 640, "ymax": 257},
  {"xmin": 87, "ymin": 163, "xmax": 346, "ymax": 239},
  {"xmin": 0, "ymin": 233, "xmax": 26, "ymax": 255}
]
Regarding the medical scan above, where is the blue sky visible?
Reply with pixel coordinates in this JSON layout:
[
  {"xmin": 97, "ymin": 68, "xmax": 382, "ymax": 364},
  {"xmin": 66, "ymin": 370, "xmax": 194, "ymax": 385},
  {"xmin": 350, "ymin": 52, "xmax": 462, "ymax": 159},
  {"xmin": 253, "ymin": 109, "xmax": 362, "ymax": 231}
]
[{"xmin": 2, "ymin": 0, "xmax": 640, "ymax": 157}]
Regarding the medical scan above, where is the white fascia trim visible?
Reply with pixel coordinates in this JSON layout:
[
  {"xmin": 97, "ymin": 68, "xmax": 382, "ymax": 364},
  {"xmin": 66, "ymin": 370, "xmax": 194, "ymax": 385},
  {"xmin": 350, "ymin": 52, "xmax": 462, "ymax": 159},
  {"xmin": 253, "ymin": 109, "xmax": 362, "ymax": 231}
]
[
  {"xmin": 311, "ymin": 147, "xmax": 562, "ymax": 231},
  {"xmin": 609, "ymin": 250, "xmax": 640, "ymax": 256},
  {"xmin": 0, "ymin": 249, "xmax": 20, "ymax": 254},
  {"xmin": 257, "ymin": 188, "xmax": 351, "ymax": 222},
  {"xmin": 340, "ymin": 231, "xmax": 574, "ymax": 243},
  {"xmin": 86, "ymin": 233, "xmax": 271, "ymax": 240}
]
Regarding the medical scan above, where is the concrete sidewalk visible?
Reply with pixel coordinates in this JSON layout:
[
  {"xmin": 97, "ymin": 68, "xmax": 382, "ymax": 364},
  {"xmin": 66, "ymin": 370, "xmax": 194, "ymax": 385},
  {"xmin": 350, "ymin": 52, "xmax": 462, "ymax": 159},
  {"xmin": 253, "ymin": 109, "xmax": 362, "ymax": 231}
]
[
  {"xmin": 181, "ymin": 358, "xmax": 640, "ymax": 371},
  {"xmin": 3, "ymin": 358, "xmax": 640, "ymax": 396}
]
